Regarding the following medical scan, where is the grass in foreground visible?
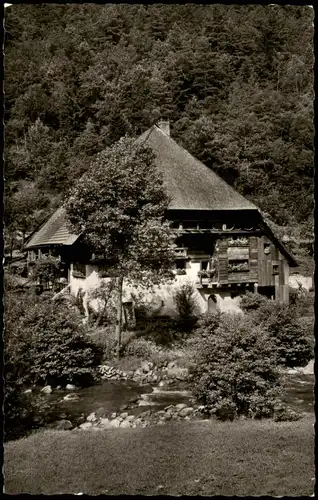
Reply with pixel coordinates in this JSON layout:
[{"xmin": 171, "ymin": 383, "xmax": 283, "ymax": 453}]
[{"xmin": 4, "ymin": 416, "xmax": 315, "ymax": 496}]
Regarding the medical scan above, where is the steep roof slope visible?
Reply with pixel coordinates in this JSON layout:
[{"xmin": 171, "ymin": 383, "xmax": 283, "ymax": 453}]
[
  {"xmin": 137, "ymin": 125, "xmax": 257, "ymax": 211},
  {"xmin": 24, "ymin": 207, "xmax": 78, "ymax": 249}
]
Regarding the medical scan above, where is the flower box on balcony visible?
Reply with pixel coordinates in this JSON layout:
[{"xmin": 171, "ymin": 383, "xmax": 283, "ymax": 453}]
[
  {"xmin": 228, "ymin": 261, "xmax": 249, "ymax": 273},
  {"xmin": 228, "ymin": 237, "xmax": 249, "ymax": 247}
]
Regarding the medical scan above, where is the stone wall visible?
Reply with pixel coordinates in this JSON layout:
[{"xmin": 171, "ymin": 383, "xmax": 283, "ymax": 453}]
[{"xmin": 98, "ymin": 361, "xmax": 189, "ymax": 385}]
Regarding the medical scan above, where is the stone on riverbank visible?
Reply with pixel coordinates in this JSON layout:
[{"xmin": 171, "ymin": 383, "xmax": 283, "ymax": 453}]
[
  {"xmin": 120, "ymin": 420, "xmax": 131, "ymax": 428},
  {"xmin": 52, "ymin": 419, "xmax": 73, "ymax": 431},
  {"xmin": 79, "ymin": 422, "xmax": 93, "ymax": 430},
  {"xmin": 110, "ymin": 418, "xmax": 121, "ymax": 428},
  {"xmin": 175, "ymin": 403, "xmax": 187, "ymax": 411},
  {"xmin": 63, "ymin": 393, "xmax": 80, "ymax": 402},
  {"xmin": 66, "ymin": 384, "xmax": 76, "ymax": 390},
  {"xmin": 141, "ymin": 361, "xmax": 152, "ymax": 373},
  {"xmin": 41, "ymin": 385, "xmax": 52, "ymax": 394},
  {"xmin": 86, "ymin": 412, "xmax": 97, "ymax": 422},
  {"xmin": 179, "ymin": 407, "xmax": 194, "ymax": 417},
  {"xmin": 95, "ymin": 407, "xmax": 107, "ymax": 419}
]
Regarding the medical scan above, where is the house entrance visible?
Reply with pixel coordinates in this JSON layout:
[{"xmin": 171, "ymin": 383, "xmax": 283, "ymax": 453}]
[
  {"xmin": 208, "ymin": 294, "xmax": 217, "ymax": 313},
  {"xmin": 258, "ymin": 286, "xmax": 275, "ymax": 300}
]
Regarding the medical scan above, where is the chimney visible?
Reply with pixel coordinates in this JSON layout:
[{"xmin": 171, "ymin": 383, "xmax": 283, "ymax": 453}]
[{"xmin": 157, "ymin": 119, "xmax": 170, "ymax": 136}]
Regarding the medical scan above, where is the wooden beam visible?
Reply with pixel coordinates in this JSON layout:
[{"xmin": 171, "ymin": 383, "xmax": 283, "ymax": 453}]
[{"xmin": 173, "ymin": 229, "xmax": 261, "ymax": 235}]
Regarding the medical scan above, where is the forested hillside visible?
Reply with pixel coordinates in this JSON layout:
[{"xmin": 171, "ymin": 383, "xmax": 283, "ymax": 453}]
[{"xmin": 4, "ymin": 4, "xmax": 314, "ymax": 269}]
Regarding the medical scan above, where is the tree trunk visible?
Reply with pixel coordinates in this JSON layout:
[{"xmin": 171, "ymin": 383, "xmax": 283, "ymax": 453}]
[{"xmin": 116, "ymin": 275, "xmax": 124, "ymax": 359}]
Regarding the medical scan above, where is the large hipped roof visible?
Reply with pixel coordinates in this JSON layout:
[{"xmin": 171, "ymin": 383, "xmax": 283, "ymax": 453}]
[{"xmin": 25, "ymin": 123, "xmax": 263, "ymax": 250}]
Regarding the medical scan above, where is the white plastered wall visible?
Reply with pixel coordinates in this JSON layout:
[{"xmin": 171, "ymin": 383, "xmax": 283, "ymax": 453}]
[{"xmin": 68, "ymin": 261, "xmax": 244, "ymax": 316}]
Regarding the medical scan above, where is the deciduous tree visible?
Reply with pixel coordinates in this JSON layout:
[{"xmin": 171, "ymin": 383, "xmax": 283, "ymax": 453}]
[{"xmin": 65, "ymin": 137, "xmax": 176, "ymax": 356}]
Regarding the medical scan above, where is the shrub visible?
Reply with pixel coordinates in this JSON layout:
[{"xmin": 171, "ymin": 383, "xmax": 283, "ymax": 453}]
[
  {"xmin": 134, "ymin": 315, "xmax": 197, "ymax": 346},
  {"xmin": 85, "ymin": 325, "xmax": 133, "ymax": 360},
  {"xmin": 122, "ymin": 337, "xmax": 160, "ymax": 360},
  {"xmin": 4, "ymin": 379, "xmax": 38, "ymax": 441},
  {"xmin": 8, "ymin": 298, "xmax": 103, "ymax": 387},
  {"xmin": 251, "ymin": 301, "xmax": 314, "ymax": 367},
  {"xmin": 5, "ymin": 289, "xmax": 36, "ymax": 385},
  {"xmin": 173, "ymin": 282, "xmax": 197, "ymax": 319},
  {"xmin": 87, "ymin": 279, "xmax": 117, "ymax": 325},
  {"xmin": 289, "ymin": 288, "xmax": 299, "ymax": 305},
  {"xmin": 31, "ymin": 256, "xmax": 63, "ymax": 291},
  {"xmin": 273, "ymin": 402, "xmax": 302, "ymax": 422},
  {"xmin": 193, "ymin": 312, "xmax": 221, "ymax": 337},
  {"xmin": 292, "ymin": 288, "xmax": 314, "ymax": 317},
  {"xmin": 9, "ymin": 260, "xmax": 28, "ymax": 277},
  {"xmin": 191, "ymin": 313, "xmax": 282, "ymax": 420},
  {"xmin": 241, "ymin": 291, "xmax": 314, "ymax": 368},
  {"xmin": 28, "ymin": 304, "xmax": 102, "ymax": 384},
  {"xmin": 240, "ymin": 291, "xmax": 269, "ymax": 312},
  {"xmin": 4, "ymin": 287, "xmax": 102, "ymax": 440},
  {"xmin": 85, "ymin": 325, "xmax": 116, "ymax": 360},
  {"xmin": 135, "ymin": 316, "xmax": 178, "ymax": 345}
]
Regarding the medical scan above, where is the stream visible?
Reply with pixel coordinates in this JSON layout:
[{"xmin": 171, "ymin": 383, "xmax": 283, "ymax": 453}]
[{"xmin": 28, "ymin": 371, "xmax": 314, "ymax": 432}]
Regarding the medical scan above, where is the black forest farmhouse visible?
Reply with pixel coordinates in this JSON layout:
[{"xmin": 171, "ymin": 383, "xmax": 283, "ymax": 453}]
[{"xmin": 25, "ymin": 121, "xmax": 296, "ymax": 314}]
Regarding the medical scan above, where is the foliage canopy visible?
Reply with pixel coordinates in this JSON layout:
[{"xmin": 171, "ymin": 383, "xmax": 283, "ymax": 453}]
[{"xmin": 65, "ymin": 136, "xmax": 176, "ymax": 286}]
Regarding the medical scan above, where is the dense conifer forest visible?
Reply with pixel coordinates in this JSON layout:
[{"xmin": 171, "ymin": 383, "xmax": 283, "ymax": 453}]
[{"xmin": 4, "ymin": 4, "xmax": 314, "ymax": 270}]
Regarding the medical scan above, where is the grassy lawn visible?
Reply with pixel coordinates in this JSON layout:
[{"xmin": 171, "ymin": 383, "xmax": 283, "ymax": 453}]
[{"xmin": 4, "ymin": 416, "xmax": 315, "ymax": 496}]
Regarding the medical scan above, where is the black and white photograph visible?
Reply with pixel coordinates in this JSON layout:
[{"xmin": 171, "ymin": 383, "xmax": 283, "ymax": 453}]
[{"xmin": 3, "ymin": 2, "xmax": 315, "ymax": 496}]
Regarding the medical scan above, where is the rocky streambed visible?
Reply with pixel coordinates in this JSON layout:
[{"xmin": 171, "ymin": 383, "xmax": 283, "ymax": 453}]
[{"xmin": 23, "ymin": 361, "xmax": 314, "ymax": 436}]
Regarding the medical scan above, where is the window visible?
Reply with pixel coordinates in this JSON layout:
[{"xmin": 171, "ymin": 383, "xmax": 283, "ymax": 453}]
[
  {"xmin": 176, "ymin": 259, "xmax": 186, "ymax": 270},
  {"xmin": 72, "ymin": 263, "xmax": 86, "ymax": 278},
  {"xmin": 264, "ymin": 242, "xmax": 271, "ymax": 255},
  {"xmin": 272, "ymin": 264, "xmax": 279, "ymax": 275},
  {"xmin": 28, "ymin": 250, "xmax": 36, "ymax": 262},
  {"xmin": 201, "ymin": 260, "xmax": 209, "ymax": 271}
]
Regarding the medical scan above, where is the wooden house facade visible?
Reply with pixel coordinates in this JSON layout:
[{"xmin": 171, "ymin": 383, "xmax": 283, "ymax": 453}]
[{"xmin": 24, "ymin": 121, "xmax": 296, "ymax": 314}]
